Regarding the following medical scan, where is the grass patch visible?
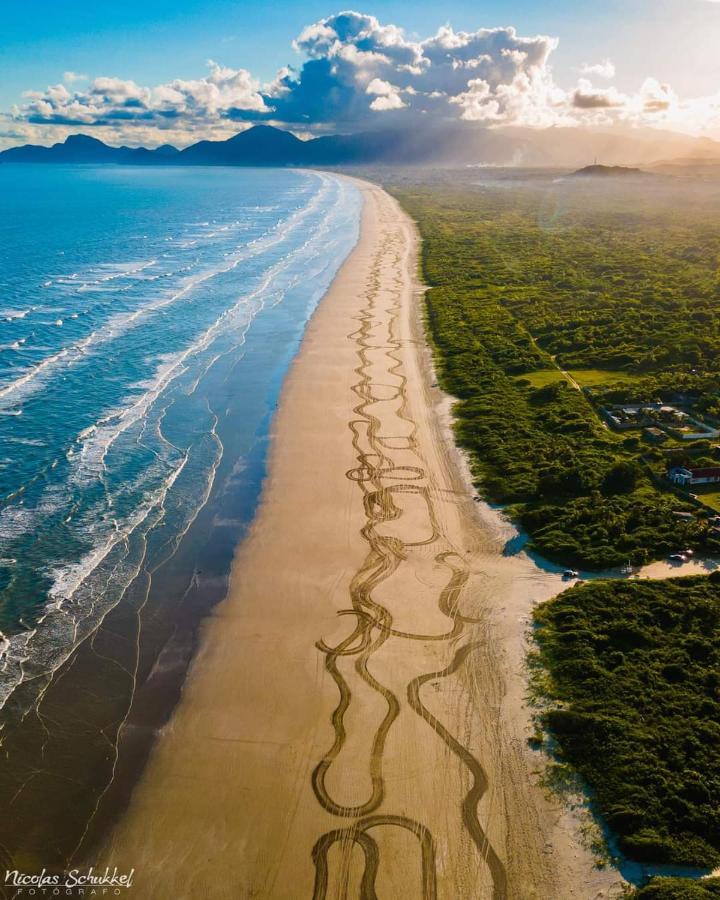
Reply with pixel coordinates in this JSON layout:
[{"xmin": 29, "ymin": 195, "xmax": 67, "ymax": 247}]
[
  {"xmin": 692, "ymin": 488, "xmax": 720, "ymax": 513},
  {"xmin": 567, "ymin": 368, "xmax": 643, "ymax": 388},
  {"xmin": 514, "ymin": 369, "xmax": 569, "ymax": 388}
]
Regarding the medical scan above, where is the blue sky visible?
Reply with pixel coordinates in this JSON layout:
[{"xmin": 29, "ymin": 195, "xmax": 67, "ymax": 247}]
[{"xmin": 2, "ymin": 1, "xmax": 719, "ymax": 147}]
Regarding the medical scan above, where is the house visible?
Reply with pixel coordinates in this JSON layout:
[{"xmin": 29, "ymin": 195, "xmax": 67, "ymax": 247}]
[
  {"xmin": 659, "ymin": 406, "xmax": 688, "ymax": 422},
  {"xmin": 669, "ymin": 466, "xmax": 720, "ymax": 487},
  {"xmin": 669, "ymin": 467, "xmax": 693, "ymax": 486},
  {"xmin": 689, "ymin": 467, "xmax": 720, "ymax": 484},
  {"xmin": 603, "ymin": 401, "xmax": 719, "ymax": 440}
]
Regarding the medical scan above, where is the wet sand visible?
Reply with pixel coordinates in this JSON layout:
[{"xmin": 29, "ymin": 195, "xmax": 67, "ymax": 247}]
[{"xmin": 98, "ymin": 180, "xmax": 625, "ymax": 898}]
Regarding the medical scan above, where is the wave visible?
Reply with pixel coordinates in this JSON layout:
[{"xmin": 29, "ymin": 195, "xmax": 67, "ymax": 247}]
[
  {"xmin": 0, "ymin": 173, "xmax": 333, "ymax": 409},
  {"xmin": 48, "ymin": 452, "xmax": 188, "ymax": 608},
  {"xmin": 0, "ymin": 171, "xmax": 360, "ymax": 719},
  {"xmin": 4, "ymin": 176, "xmax": 341, "ymax": 543},
  {"xmin": 1, "ymin": 308, "xmax": 34, "ymax": 322},
  {"xmin": 54, "ymin": 259, "xmax": 157, "ymax": 290},
  {"xmin": 0, "ymin": 339, "xmax": 26, "ymax": 351},
  {"xmin": 0, "ymin": 461, "xmax": 187, "ymax": 712}
]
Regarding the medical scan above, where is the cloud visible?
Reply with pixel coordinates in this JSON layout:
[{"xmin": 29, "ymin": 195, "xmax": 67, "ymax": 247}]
[
  {"xmin": 19, "ymin": 11, "xmax": 565, "ymax": 135},
  {"xmin": 580, "ymin": 59, "xmax": 615, "ymax": 79},
  {"xmin": 20, "ymin": 61, "xmax": 268, "ymax": 130},
  {"xmin": 638, "ymin": 77, "xmax": 677, "ymax": 112},
  {"xmin": 572, "ymin": 78, "xmax": 625, "ymax": 109},
  {"xmin": 0, "ymin": 112, "xmax": 248, "ymax": 152},
  {"xmin": 366, "ymin": 78, "xmax": 406, "ymax": 111},
  {"xmin": 6, "ymin": 9, "xmax": 720, "ymax": 147},
  {"xmin": 265, "ymin": 12, "xmax": 561, "ymax": 128},
  {"xmin": 63, "ymin": 71, "xmax": 88, "ymax": 84}
]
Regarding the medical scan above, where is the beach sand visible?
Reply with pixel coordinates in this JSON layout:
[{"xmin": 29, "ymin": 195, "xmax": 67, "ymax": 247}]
[{"xmin": 98, "ymin": 179, "xmax": 625, "ymax": 898}]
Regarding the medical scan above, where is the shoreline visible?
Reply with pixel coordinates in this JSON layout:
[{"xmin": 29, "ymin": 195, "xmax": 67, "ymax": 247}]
[
  {"xmin": 0, "ymin": 170, "xmax": 362, "ymax": 875},
  {"xmin": 97, "ymin": 179, "xmax": 624, "ymax": 898}
]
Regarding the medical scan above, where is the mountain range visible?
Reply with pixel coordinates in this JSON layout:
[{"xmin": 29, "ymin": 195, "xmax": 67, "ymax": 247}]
[{"xmin": 2, "ymin": 124, "xmax": 720, "ymax": 169}]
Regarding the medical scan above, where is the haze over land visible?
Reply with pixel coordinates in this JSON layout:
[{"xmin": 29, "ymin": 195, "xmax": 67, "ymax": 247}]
[{"xmin": 3, "ymin": 123, "xmax": 720, "ymax": 170}]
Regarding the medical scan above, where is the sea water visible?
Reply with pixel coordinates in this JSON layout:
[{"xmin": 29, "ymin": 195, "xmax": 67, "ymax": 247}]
[{"xmin": 0, "ymin": 164, "xmax": 361, "ymax": 719}]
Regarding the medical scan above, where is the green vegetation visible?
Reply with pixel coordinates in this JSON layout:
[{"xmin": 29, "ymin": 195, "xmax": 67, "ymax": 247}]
[
  {"xmin": 391, "ymin": 175, "xmax": 720, "ymax": 568},
  {"xmin": 380, "ymin": 172, "xmax": 720, "ymax": 878},
  {"xmin": 513, "ymin": 369, "xmax": 568, "ymax": 389},
  {"xmin": 631, "ymin": 878, "xmax": 720, "ymax": 898},
  {"xmin": 694, "ymin": 489, "xmax": 720, "ymax": 514},
  {"xmin": 379, "ymin": 171, "xmax": 720, "ymax": 881},
  {"xmin": 533, "ymin": 575, "xmax": 720, "ymax": 869},
  {"xmin": 567, "ymin": 369, "xmax": 644, "ymax": 389}
]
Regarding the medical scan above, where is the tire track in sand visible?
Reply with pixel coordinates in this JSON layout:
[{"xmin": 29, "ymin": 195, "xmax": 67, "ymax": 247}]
[{"xmin": 310, "ymin": 192, "xmax": 508, "ymax": 899}]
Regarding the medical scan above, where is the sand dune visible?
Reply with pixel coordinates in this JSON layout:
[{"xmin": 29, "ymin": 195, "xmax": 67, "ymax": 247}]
[{"xmin": 98, "ymin": 180, "xmax": 624, "ymax": 898}]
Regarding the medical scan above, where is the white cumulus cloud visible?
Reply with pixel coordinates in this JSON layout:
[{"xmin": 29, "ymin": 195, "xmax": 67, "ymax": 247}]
[
  {"xmin": 580, "ymin": 59, "xmax": 616, "ymax": 79},
  {"xmin": 7, "ymin": 10, "xmax": 720, "ymax": 147},
  {"xmin": 19, "ymin": 61, "xmax": 268, "ymax": 131}
]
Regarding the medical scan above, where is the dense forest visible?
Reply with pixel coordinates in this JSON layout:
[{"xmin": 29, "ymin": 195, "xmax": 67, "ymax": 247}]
[
  {"xmin": 533, "ymin": 575, "xmax": 720, "ymax": 870},
  {"xmin": 391, "ymin": 174, "xmax": 720, "ymax": 568}
]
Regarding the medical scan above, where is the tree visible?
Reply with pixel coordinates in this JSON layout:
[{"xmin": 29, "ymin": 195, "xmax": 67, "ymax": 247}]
[{"xmin": 603, "ymin": 460, "xmax": 641, "ymax": 494}]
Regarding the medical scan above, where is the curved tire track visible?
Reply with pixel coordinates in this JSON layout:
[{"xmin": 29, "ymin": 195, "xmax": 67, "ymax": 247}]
[{"xmin": 311, "ymin": 193, "xmax": 508, "ymax": 898}]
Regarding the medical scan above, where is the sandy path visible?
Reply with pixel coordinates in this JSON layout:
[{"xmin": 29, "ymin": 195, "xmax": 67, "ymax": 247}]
[{"xmin": 98, "ymin": 180, "xmax": 623, "ymax": 899}]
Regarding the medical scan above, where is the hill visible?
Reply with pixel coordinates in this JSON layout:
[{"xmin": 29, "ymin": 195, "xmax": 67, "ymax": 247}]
[
  {"xmin": 178, "ymin": 125, "xmax": 307, "ymax": 165},
  {"xmin": 0, "ymin": 133, "xmax": 180, "ymax": 164},
  {"xmin": 572, "ymin": 164, "xmax": 649, "ymax": 178},
  {"xmin": 3, "ymin": 124, "xmax": 720, "ymax": 169},
  {"xmin": 0, "ymin": 124, "xmax": 534, "ymax": 168}
]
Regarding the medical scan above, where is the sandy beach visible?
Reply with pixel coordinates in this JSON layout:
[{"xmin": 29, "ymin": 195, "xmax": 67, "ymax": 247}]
[{"xmin": 98, "ymin": 179, "xmax": 625, "ymax": 899}]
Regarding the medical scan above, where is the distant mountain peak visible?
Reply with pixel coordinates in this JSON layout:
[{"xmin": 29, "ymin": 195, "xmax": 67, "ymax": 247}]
[
  {"xmin": 63, "ymin": 134, "xmax": 106, "ymax": 146},
  {"xmin": 226, "ymin": 125, "xmax": 303, "ymax": 144},
  {"xmin": 237, "ymin": 124, "xmax": 288, "ymax": 135}
]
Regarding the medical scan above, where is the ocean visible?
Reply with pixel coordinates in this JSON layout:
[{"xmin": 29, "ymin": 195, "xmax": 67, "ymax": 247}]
[{"xmin": 0, "ymin": 164, "xmax": 361, "ymax": 867}]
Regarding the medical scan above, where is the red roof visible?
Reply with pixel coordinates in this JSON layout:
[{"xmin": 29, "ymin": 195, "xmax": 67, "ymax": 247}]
[{"xmin": 690, "ymin": 468, "xmax": 720, "ymax": 478}]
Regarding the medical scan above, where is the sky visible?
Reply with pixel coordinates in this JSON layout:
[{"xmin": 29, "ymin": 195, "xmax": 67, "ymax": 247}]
[{"xmin": 1, "ymin": 0, "xmax": 720, "ymax": 149}]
